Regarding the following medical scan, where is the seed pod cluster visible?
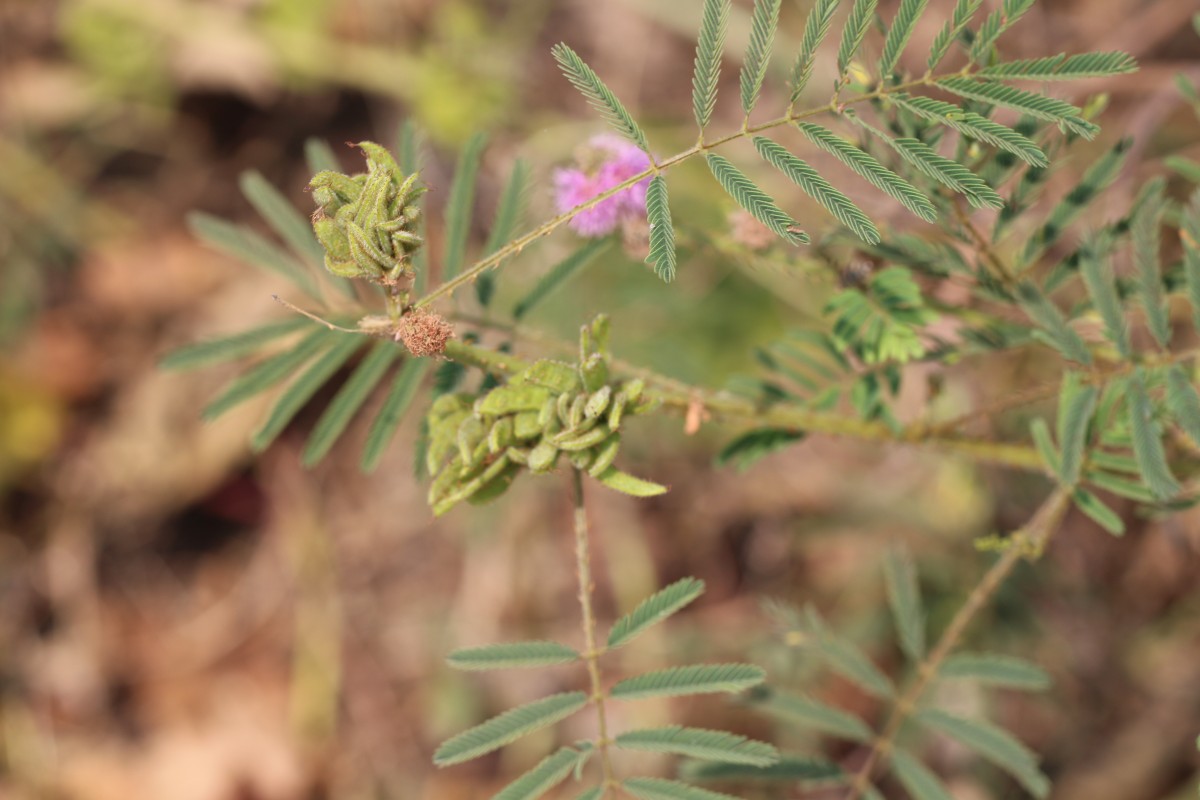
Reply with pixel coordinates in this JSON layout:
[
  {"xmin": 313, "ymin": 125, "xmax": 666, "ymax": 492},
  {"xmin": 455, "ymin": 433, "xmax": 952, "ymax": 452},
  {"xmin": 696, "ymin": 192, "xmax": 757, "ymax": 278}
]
[
  {"xmin": 309, "ymin": 142, "xmax": 426, "ymax": 284},
  {"xmin": 425, "ymin": 360, "xmax": 657, "ymax": 516}
]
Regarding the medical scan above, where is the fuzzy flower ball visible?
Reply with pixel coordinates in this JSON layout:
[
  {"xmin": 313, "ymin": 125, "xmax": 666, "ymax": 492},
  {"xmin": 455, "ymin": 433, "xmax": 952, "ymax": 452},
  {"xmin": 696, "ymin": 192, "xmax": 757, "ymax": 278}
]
[{"xmin": 554, "ymin": 134, "xmax": 652, "ymax": 237}]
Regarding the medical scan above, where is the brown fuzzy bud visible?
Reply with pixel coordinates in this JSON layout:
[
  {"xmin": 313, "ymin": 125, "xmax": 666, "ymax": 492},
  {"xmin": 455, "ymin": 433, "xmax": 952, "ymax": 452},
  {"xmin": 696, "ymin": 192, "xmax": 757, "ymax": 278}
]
[{"xmin": 395, "ymin": 309, "xmax": 454, "ymax": 358}]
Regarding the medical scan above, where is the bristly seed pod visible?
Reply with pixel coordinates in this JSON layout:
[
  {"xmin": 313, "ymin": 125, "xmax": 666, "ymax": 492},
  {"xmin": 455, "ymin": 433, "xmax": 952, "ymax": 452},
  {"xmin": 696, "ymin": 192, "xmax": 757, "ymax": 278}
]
[
  {"xmin": 585, "ymin": 386, "xmax": 612, "ymax": 419},
  {"xmin": 568, "ymin": 394, "xmax": 587, "ymax": 429}
]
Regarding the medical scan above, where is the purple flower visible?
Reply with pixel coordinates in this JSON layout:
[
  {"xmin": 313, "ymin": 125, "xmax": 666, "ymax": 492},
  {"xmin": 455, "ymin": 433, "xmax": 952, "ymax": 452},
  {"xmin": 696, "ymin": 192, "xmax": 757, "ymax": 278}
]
[{"xmin": 553, "ymin": 134, "xmax": 652, "ymax": 237}]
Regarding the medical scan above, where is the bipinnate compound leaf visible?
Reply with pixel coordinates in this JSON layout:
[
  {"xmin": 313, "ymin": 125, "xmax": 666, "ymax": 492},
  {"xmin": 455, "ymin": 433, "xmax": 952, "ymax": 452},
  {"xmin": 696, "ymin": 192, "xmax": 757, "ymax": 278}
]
[
  {"xmin": 749, "ymin": 688, "xmax": 873, "ymax": 743},
  {"xmin": 680, "ymin": 754, "xmax": 843, "ymax": 783},
  {"xmin": 970, "ymin": 1, "xmax": 1037, "ymax": 63},
  {"xmin": 361, "ymin": 359, "xmax": 429, "ymax": 472},
  {"xmin": 937, "ymin": 78, "xmax": 1098, "ymax": 139},
  {"xmin": 790, "ymin": 0, "xmax": 838, "ymax": 99},
  {"xmin": 623, "ymin": 778, "xmax": 741, "ymax": 800},
  {"xmin": 837, "ymin": 0, "xmax": 877, "ymax": 77},
  {"xmin": 160, "ymin": 318, "xmax": 311, "ymax": 371},
  {"xmin": 882, "ymin": 546, "xmax": 924, "ymax": 661},
  {"xmin": 303, "ymin": 340, "xmax": 399, "ymax": 466},
  {"xmin": 753, "ymin": 137, "xmax": 879, "ymax": 245},
  {"xmin": 492, "ymin": 747, "xmax": 580, "ymax": 800},
  {"xmin": 433, "ymin": 691, "xmax": 588, "ymax": 766},
  {"xmin": 879, "ymin": 0, "xmax": 929, "ymax": 76},
  {"xmin": 927, "ymin": 0, "xmax": 982, "ymax": 71},
  {"xmin": 645, "ymin": 176, "xmax": 677, "ymax": 282},
  {"xmin": 893, "ymin": 95, "xmax": 1048, "ymax": 167},
  {"xmin": 1127, "ymin": 369, "xmax": 1180, "ymax": 500},
  {"xmin": 890, "ymin": 750, "xmax": 954, "ymax": 800},
  {"xmin": 915, "ymin": 709, "xmax": 1050, "ymax": 798},
  {"xmin": 883, "ymin": 135, "xmax": 1004, "ymax": 210},
  {"xmin": 188, "ymin": 212, "xmax": 319, "ymax": 298},
  {"xmin": 553, "ymin": 43, "xmax": 650, "ymax": 153},
  {"xmin": 239, "ymin": 170, "xmax": 326, "ymax": 267},
  {"xmin": 796, "ymin": 123, "xmax": 937, "ymax": 222},
  {"xmin": 806, "ymin": 609, "xmax": 894, "ymax": 699},
  {"xmin": 1055, "ymin": 372, "xmax": 1098, "ymax": 487},
  {"xmin": 1165, "ymin": 366, "xmax": 1200, "ymax": 447},
  {"xmin": 608, "ymin": 577, "xmax": 705, "ymax": 649},
  {"xmin": 615, "ymin": 726, "xmax": 779, "ymax": 766},
  {"xmin": 706, "ymin": 154, "xmax": 808, "ymax": 244},
  {"xmin": 513, "ymin": 239, "xmax": 611, "ymax": 320},
  {"xmin": 251, "ymin": 333, "xmax": 363, "ymax": 453},
  {"xmin": 1016, "ymin": 282, "xmax": 1092, "ymax": 365},
  {"xmin": 447, "ymin": 641, "xmax": 580, "ymax": 671},
  {"xmin": 203, "ymin": 328, "xmax": 332, "ymax": 421},
  {"xmin": 739, "ymin": 0, "xmax": 780, "ymax": 115},
  {"xmin": 611, "ymin": 664, "xmax": 765, "ymax": 700},
  {"xmin": 442, "ymin": 132, "xmax": 487, "ymax": 282},
  {"xmin": 692, "ymin": 0, "xmax": 729, "ymax": 130},
  {"xmin": 939, "ymin": 653, "xmax": 1051, "ymax": 690}
]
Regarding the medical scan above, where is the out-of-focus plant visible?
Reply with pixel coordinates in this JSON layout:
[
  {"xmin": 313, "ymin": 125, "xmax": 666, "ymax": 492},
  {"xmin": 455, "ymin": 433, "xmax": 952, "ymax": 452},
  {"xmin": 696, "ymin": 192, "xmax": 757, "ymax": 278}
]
[{"xmin": 166, "ymin": 0, "xmax": 1200, "ymax": 797}]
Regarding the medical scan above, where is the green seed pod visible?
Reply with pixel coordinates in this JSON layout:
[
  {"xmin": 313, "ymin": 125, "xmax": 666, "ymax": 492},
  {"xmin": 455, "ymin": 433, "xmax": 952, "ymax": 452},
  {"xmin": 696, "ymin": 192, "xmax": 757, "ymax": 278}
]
[
  {"xmin": 587, "ymin": 434, "xmax": 621, "ymax": 477},
  {"xmin": 537, "ymin": 397, "xmax": 556, "ymax": 428},
  {"xmin": 569, "ymin": 449, "xmax": 594, "ymax": 470},
  {"xmin": 568, "ymin": 394, "xmax": 587, "ymax": 429},
  {"xmin": 456, "ymin": 416, "xmax": 486, "ymax": 466},
  {"xmin": 555, "ymin": 426, "xmax": 610, "ymax": 452},
  {"xmin": 313, "ymin": 217, "xmax": 351, "ymax": 261},
  {"xmin": 513, "ymin": 411, "xmax": 542, "ymax": 440},
  {"xmin": 556, "ymin": 392, "xmax": 573, "ymax": 426},
  {"xmin": 467, "ymin": 459, "xmax": 520, "ymax": 507},
  {"xmin": 580, "ymin": 353, "xmax": 608, "ymax": 393},
  {"xmin": 505, "ymin": 446, "xmax": 530, "ymax": 465},
  {"xmin": 458, "ymin": 439, "xmax": 489, "ymax": 479},
  {"xmin": 488, "ymin": 417, "xmax": 513, "ymax": 453},
  {"xmin": 607, "ymin": 391, "xmax": 627, "ymax": 432},
  {"xmin": 528, "ymin": 440, "xmax": 560, "ymax": 474},
  {"xmin": 585, "ymin": 386, "xmax": 612, "ymax": 419},
  {"xmin": 478, "ymin": 385, "xmax": 553, "ymax": 416},
  {"xmin": 623, "ymin": 378, "xmax": 646, "ymax": 404},
  {"xmin": 522, "ymin": 360, "xmax": 582, "ymax": 393}
]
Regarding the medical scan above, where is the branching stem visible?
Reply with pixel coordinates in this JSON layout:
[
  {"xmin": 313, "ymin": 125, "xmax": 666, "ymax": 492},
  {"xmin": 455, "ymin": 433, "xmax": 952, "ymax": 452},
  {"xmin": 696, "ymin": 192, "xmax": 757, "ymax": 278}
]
[
  {"xmin": 842, "ymin": 486, "xmax": 1073, "ymax": 799},
  {"xmin": 572, "ymin": 469, "xmax": 617, "ymax": 793}
]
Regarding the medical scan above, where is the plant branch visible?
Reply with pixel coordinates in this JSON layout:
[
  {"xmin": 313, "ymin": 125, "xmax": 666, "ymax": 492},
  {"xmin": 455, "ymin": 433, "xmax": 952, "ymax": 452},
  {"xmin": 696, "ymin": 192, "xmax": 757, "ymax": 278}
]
[
  {"xmin": 572, "ymin": 469, "xmax": 617, "ymax": 793},
  {"xmin": 842, "ymin": 486, "xmax": 1074, "ymax": 799},
  {"xmin": 413, "ymin": 71, "xmax": 974, "ymax": 311}
]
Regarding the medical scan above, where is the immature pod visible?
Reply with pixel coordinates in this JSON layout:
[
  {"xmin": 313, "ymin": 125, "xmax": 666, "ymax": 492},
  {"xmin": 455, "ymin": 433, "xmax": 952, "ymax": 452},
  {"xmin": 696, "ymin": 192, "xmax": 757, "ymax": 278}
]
[
  {"xmin": 456, "ymin": 416, "xmax": 486, "ymax": 466},
  {"xmin": 623, "ymin": 378, "xmax": 646, "ymax": 404},
  {"xmin": 569, "ymin": 449, "xmax": 594, "ymax": 470},
  {"xmin": 513, "ymin": 411, "xmax": 542, "ymax": 440},
  {"xmin": 487, "ymin": 417, "xmax": 513, "ymax": 453},
  {"xmin": 587, "ymin": 434, "xmax": 621, "ymax": 477},
  {"xmin": 528, "ymin": 440, "xmax": 560, "ymax": 474},
  {"xmin": 505, "ymin": 446, "xmax": 530, "ymax": 465},
  {"xmin": 556, "ymin": 392, "xmax": 573, "ymax": 426},
  {"xmin": 568, "ymin": 394, "xmax": 587, "ymax": 429},
  {"xmin": 427, "ymin": 456, "xmax": 463, "ymax": 506},
  {"xmin": 555, "ymin": 427, "xmax": 610, "ymax": 452},
  {"xmin": 521, "ymin": 359, "xmax": 582, "ymax": 393},
  {"xmin": 584, "ymin": 386, "xmax": 612, "ymax": 419},
  {"xmin": 536, "ymin": 397, "xmax": 556, "ymax": 429},
  {"xmin": 580, "ymin": 353, "xmax": 608, "ymax": 393},
  {"xmin": 478, "ymin": 385, "xmax": 553, "ymax": 416},
  {"xmin": 607, "ymin": 391, "xmax": 627, "ymax": 432},
  {"xmin": 467, "ymin": 458, "xmax": 520, "ymax": 507},
  {"xmin": 433, "ymin": 454, "xmax": 512, "ymax": 517},
  {"xmin": 458, "ymin": 439, "xmax": 490, "ymax": 479}
]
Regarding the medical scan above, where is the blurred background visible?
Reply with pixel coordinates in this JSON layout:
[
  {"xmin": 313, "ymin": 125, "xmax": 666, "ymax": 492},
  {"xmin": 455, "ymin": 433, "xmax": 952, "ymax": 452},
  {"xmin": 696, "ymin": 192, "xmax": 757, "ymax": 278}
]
[{"xmin": 1, "ymin": 0, "xmax": 1199, "ymax": 798}]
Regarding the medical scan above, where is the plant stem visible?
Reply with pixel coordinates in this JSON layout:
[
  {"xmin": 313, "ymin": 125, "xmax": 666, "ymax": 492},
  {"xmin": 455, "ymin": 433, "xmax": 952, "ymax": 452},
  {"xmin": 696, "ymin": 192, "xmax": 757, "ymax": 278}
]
[
  {"xmin": 413, "ymin": 71, "xmax": 969, "ymax": 311},
  {"xmin": 842, "ymin": 486, "xmax": 1073, "ymax": 799},
  {"xmin": 572, "ymin": 469, "xmax": 617, "ymax": 792}
]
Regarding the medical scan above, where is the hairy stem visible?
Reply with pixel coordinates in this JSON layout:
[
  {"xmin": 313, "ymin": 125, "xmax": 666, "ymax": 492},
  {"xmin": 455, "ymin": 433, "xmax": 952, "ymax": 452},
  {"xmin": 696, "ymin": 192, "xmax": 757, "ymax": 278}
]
[
  {"xmin": 413, "ymin": 71, "xmax": 970, "ymax": 311},
  {"xmin": 572, "ymin": 469, "xmax": 617, "ymax": 792},
  {"xmin": 843, "ymin": 486, "xmax": 1073, "ymax": 799}
]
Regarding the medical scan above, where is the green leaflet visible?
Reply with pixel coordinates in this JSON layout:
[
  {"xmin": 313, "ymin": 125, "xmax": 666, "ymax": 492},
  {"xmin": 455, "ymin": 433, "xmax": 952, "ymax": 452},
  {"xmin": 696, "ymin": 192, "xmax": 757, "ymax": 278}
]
[
  {"xmin": 251, "ymin": 332, "xmax": 364, "ymax": 453},
  {"xmin": 939, "ymin": 653, "xmax": 1052, "ymax": 690},
  {"xmin": 623, "ymin": 778, "xmax": 741, "ymax": 800},
  {"xmin": 442, "ymin": 132, "xmax": 487, "ymax": 282},
  {"xmin": 893, "ymin": 94, "xmax": 1048, "ymax": 167},
  {"xmin": 1030, "ymin": 418, "xmax": 1061, "ymax": 476},
  {"xmin": 836, "ymin": 0, "xmax": 877, "ymax": 78},
  {"xmin": 553, "ymin": 43, "xmax": 650, "ymax": 152},
  {"xmin": 705, "ymin": 153, "xmax": 808, "ymax": 244},
  {"xmin": 303, "ymin": 138, "xmax": 341, "ymax": 174},
  {"xmin": 680, "ymin": 754, "xmax": 843, "ymax": 783},
  {"xmin": 1015, "ymin": 282, "xmax": 1092, "ymax": 365},
  {"xmin": 795, "ymin": 123, "xmax": 937, "ymax": 222},
  {"xmin": 937, "ymin": 77, "xmax": 1098, "ymax": 139},
  {"xmin": 1165, "ymin": 365, "xmax": 1200, "ymax": 447},
  {"xmin": 594, "ymin": 465, "xmax": 668, "ymax": 497},
  {"xmin": 749, "ymin": 687, "xmax": 873, "ymax": 743},
  {"xmin": 790, "ymin": 0, "xmax": 838, "ymax": 100},
  {"xmin": 739, "ymin": 0, "xmax": 780, "ymax": 115},
  {"xmin": 879, "ymin": 0, "xmax": 929, "ymax": 76},
  {"xmin": 478, "ymin": 159, "xmax": 530, "ymax": 307},
  {"xmin": 303, "ymin": 339, "xmax": 400, "ymax": 466},
  {"xmin": 160, "ymin": 317, "xmax": 312, "ymax": 371},
  {"xmin": 890, "ymin": 750, "xmax": 954, "ymax": 800},
  {"xmin": 239, "ymin": 169, "xmax": 326, "ymax": 267},
  {"xmin": 1079, "ymin": 241, "xmax": 1131, "ymax": 359},
  {"xmin": 610, "ymin": 664, "xmax": 765, "ymax": 700},
  {"xmin": 1182, "ymin": 189, "xmax": 1200, "ymax": 335},
  {"xmin": 203, "ymin": 327, "xmax": 332, "ymax": 420},
  {"xmin": 615, "ymin": 726, "xmax": 778, "ymax": 766},
  {"xmin": 979, "ymin": 51, "xmax": 1138, "ymax": 80},
  {"xmin": 805, "ymin": 608, "xmax": 894, "ymax": 699},
  {"xmin": 433, "ymin": 691, "xmax": 588, "ymax": 766},
  {"xmin": 361, "ymin": 359, "xmax": 429, "ymax": 472},
  {"xmin": 645, "ymin": 175, "xmax": 677, "ymax": 282},
  {"xmin": 188, "ymin": 212, "xmax": 319, "ymax": 298},
  {"xmin": 915, "ymin": 709, "xmax": 1050, "ymax": 798},
  {"xmin": 969, "ymin": 0, "xmax": 1036, "ymax": 62},
  {"xmin": 447, "ymin": 641, "xmax": 580, "ymax": 671},
  {"xmin": 1072, "ymin": 488, "xmax": 1126, "ymax": 536},
  {"xmin": 927, "ymin": 0, "xmax": 982, "ymax": 72},
  {"xmin": 1132, "ymin": 178, "xmax": 1170, "ymax": 348},
  {"xmin": 691, "ymin": 0, "xmax": 729, "ymax": 130},
  {"xmin": 715, "ymin": 427, "xmax": 806, "ymax": 472},
  {"xmin": 883, "ymin": 134, "xmax": 1004, "ymax": 210},
  {"xmin": 1055, "ymin": 371, "xmax": 1098, "ymax": 487},
  {"xmin": 753, "ymin": 137, "xmax": 880, "ymax": 245},
  {"xmin": 608, "ymin": 577, "xmax": 705, "ymax": 649},
  {"xmin": 492, "ymin": 748, "xmax": 579, "ymax": 800},
  {"xmin": 882, "ymin": 546, "xmax": 924, "ymax": 661},
  {"xmin": 573, "ymin": 789, "xmax": 604, "ymax": 800},
  {"xmin": 1127, "ymin": 368, "xmax": 1180, "ymax": 500},
  {"xmin": 513, "ymin": 239, "xmax": 611, "ymax": 320}
]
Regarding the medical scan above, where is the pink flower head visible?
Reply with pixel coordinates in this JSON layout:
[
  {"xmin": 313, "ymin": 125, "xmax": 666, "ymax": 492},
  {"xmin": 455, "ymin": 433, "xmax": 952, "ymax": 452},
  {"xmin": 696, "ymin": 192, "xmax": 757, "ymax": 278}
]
[{"xmin": 553, "ymin": 134, "xmax": 652, "ymax": 237}]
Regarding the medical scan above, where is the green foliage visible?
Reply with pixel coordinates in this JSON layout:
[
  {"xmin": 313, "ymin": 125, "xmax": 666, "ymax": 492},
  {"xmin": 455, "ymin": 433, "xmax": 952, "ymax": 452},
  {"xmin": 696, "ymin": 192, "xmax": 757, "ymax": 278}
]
[
  {"xmin": 937, "ymin": 77, "xmax": 1098, "ymax": 139},
  {"xmin": 1015, "ymin": 282, "xmax": 1092, "ymax": 364},
  {"xmin": 552, "ymin": 43, "xmax": 650, "ymax": 153},
  {"xmin": 739, "ymin": 0, "xmax": 780, "ymax": 116},
  {"xmin": 927, "ymin": 0, "xmax": 981, "ymax": 72},
  {"xmin": 791, "ymin": 0, "xmax": 838, "ymax": 100},
  {"xmin": 1131, "ymin": 177, "xmax": 1171, "ymax": 348},
  {"xmin": 202, "ymin": 328, "xmax": 333, "ymax": 421},
  {"xmin": 714, "ymin": 427, "xmax": 806, "ymax": 472},
  {"xmin": 939, "ymin": 653, "xmax": 1051, "ymax": 690},
  {"xmin": 879, "ymin": 0, "xmax": 929, "ymax": 77},
  {"xmin": 615, "ymin": 727, "xmax": 779, "ymax": 766},
  {"xmin": 623, "ymin": 778, "xmax": 742, "ymax": 800},
  {"xmin": 513, "ymin": 239, "xmax": 611, "ymax": 320},
  {"xmin": 645, "ymin": 176, "xmax": 678, "ymax": 282},
  {"xmin": 187, "ymin": 212, "xmax": 320, "ymax": 298},
  {"xmin": 826, "ymin": 267, "xmax": 935, "ymax": 365},
  {"xmin": 890, "ymin": 750, "xmax": 955, "ymax": 800},
  {"xmin": 610, "ymin": 664, "xmax": 766, "ymax": 700},
  {"xmin": 443, "ymin": 132, "xmax": 488, "ymax": 282},
  {"xmin": 361, "ymin": 359, "xmax": 429, "ymax": 472},
  {"xmin": 705, "ymin": 154, "xmax": 808, "ymax": 245},
  {"xmin": 749, "ymin": 688, "xmax": 874, "ymax": 742},
  {"xmin": 447, "ymin": 641, "xmax": 580, "ymax": 671},
  {"xmin": 493, "ymin": 747, "xmax": 582, "ymax": 800},
  {"xmin": 433, "ymin": 691, "xmax": 589, "ymax": 766},
  {"xmin": 1126, "ymin": 370, "xmax": 1180, "ymax": 500},
  {"xmin": 836, "ymin": 0, "xmax": 878, "ymax": 78},
  {"xmin": 979, "ymin": 52, "xmax": 1138, "ymax": 80},
  {"xmin": 1055, "ymin": 372, "xmax": 1098, "ymax": 487},
  {"xmin": 883, "ymin": 547, "xmax": 925, "ymax": 661},
  {"xmin": 160, "ymin": 318, "xmax": 312, "ymax": 371},
  {"xmin": 691, "ymin": 0, "xmax": 729, "ymax": 130},
  {"xmin": 303, "ymin": 340, "xmax": 400, "ymax": 466},
  {"xmin": 894, "ymin": 94, "xmax": 1049, "ymax": 167},
  {"xmin": 608, "ymin": 577, "xmax": 705, "ymax": 649},
  {"xmin": 914, "ymin": 709, "xmax": 1050, "ymax": 797}
]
